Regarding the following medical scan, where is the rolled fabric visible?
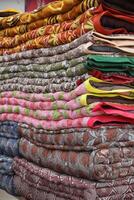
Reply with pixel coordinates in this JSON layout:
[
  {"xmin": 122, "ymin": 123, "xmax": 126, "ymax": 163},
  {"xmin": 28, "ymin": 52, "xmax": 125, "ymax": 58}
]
[{"xmin": 0, "ymin": 155, "xmax": 13, "ymax": 175}]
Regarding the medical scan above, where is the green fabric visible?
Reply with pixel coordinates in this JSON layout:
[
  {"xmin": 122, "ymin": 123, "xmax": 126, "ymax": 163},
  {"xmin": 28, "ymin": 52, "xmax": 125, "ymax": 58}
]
[{"xmin": 84, "ymin": 55, "xmax": 134, "ymax": 76}]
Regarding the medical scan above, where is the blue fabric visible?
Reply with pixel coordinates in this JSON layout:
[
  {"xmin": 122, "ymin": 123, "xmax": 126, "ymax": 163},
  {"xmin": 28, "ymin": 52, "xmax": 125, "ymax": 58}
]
[
  {"xmin": 0, "ymin": 174, "xmax": 15, "ymax": 195},
  {"xmin": 0, "ymin": 121, "xmax": 19, "ymax": 139},
  {"xmin": 0, "ymin": 155, "xmax": 13, "ymax": 175},
  {"xmin": 0, "ymin": 137, "xmax": 19, "ymax": 157}
]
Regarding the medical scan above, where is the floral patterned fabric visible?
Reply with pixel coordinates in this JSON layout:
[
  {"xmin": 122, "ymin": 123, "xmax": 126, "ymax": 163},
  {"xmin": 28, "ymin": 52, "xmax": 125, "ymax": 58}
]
[
  {"xmin": 19, "ymin": 138, "xmax": 134, "ymax": 180},
  {"xmin": 0, "ymin": 0, "xmax": 83, "ymax": 29},
  {"xmin": 0, "ymin": 18, "xmax": 93, "ymax": 55},
  {"xmin": 0, "ymin": 9, "xmax": 93, "ymax": 48},
  {"xmin": 13, "ymin": 158, "xmax": 134, "ymax": 200},
  {"xmin": 0, "ymin": 0, "xmax": 98, "ymax": 37},
  {"xmin": 18, "ymin": 125, "xmax": 134, "ymax": 150},
  {"xmin": 0, "ymin": 32, "xmax": 91, "ymax": 63}
]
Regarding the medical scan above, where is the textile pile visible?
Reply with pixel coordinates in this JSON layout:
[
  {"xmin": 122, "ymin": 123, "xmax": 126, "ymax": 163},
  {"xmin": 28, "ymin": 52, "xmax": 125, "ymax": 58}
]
[
  {"xmin": 0, "ymin": 121, "xmax": 19, "ymax": 194},
  {"xmin": 0, "ymin": 0, "xmax": 133, "ymax": 199}
]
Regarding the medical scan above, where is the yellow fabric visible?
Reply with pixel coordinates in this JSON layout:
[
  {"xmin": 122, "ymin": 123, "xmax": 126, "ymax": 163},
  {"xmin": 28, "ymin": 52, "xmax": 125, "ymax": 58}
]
[
  {"xmin": 0, "ymin": 0, "xmax": 82, "ymax": 29},
  {"xmin": 84, "ymin": 77, "xmax": 134, "ymax": 94}
]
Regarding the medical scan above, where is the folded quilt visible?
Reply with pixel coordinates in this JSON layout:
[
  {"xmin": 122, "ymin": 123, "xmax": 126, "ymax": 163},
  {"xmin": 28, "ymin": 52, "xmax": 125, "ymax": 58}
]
[
  {"xmin": 92, "ymin": 32, "xmax": 134, "ymax": 55},
  {"xmin": 0, "ymin": 32, "xmax": 91, "ymax": 63},
  {"xmin": 0, "ymin": 137, "xmax": 19, "ymax": 157},
  {"xmin": 0, "ymin": 9, "xmax": 93, "ymax": 48},
  {"xmin": 0, "ymin": 155, "xmax": 13, "ymax": 175},
  {"xmin": 0, "ymin": 121, "xmax": 19, "ymax": 139},
  {"xmin": 101, "ymin": 0, "xmax": 134, "ymax": 15},
  {"xmin": 0, "ymin": 102, "xmax": 134, "ymax": 122},
  {"xmin": 93, "ymin": 102, "xmax": 134, "ymax": 119},
  {"xmin": 0, "ymin": 0, "xmax": 83, "ymax": 29},
  {"xmin": 13, "ymin": 158, "xmax": 134, "ymax": 200},
  {"xmin": 0, "ymin": 0, "xmax": 99, "ymax": 36},
  {"xmin": 85, "ymin": 55, "xmax": 134, "ymax": 76},
  {"xmin": 0, "ymin": 18, "xmax": 93, "ymax": 55},
  {"xmin": 93, "ymin": 5, "xmax": 134, "ymax": 35},
  {"xmin": 0, "ymin": 174, "xmax": 15, "ymax": 195},
  {"xmin": 19, "ymin": 138, "xmax": 134, "ymax": 180},
  {"xmin": 90, "ymin": 70, "xmax": 134, "ymax": 85},
  {"xmin": 19, "ymin": 125, "xmax": 134, "ymax": 150}
]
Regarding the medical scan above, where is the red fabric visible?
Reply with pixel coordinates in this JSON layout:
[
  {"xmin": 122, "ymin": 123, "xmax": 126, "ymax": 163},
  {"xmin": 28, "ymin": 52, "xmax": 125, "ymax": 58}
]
[
  {"xmin": 25, "ymin": 0, "xmax": 55, "ymax": 12},
  {"xmin": 88, "ymin": 115, "xmax": 134, "ymax": 128},
  {"xmin": 92, "ymin": 4, "xmax": 134, "ymax": 34},
  {"xmin": 90, "ymin": 70, "xmax": 134, "ymax": 85}
]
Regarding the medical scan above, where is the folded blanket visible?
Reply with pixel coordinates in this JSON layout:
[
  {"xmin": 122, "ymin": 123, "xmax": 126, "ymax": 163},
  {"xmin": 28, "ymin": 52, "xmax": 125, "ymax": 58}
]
[
  {"xmin": 0, "ymin": 9, "xmax": 93, "ymax": 48},
  {"xmin": 0, "ymin": 174, "xmax": 15, "ymax": 195},
  {"xmin": 19, "ymin": 138, "xmax": 134, "ymax": 180},
  {"xmin": 101, "ymin": 0, "xmax": 134, "ymax": 15},
  {"xmin": 90, "ymin": 70, "xmax": 134, "ymax": 85},
  {"xmin": 0, "ymin": 32, "xmax": 91, "ymax": 63},
  {"xmin": 85, "ymin": 55, "xmax": 134, "ymax": 76},
  {"xmin": 0, "ymin": 18, "xmax": 93, "ymax": 55},
  {"xmin": 0, "ymin": 0, "xmax": 98, "ymax": 37},
  {"xmin": 13, "ymin": 158, "xmax": 134, "ymax": 200},
  {"xmin": 92, "ymin": 5, "xmax": 134, "ymax": 35},
  {"xmin": 19, "ymin": 125, "xmax": 134, "ymax": 150},
  {"xmin": 0, "ymin": 155, "xmax": 13, "ymax": 175},
  {"xmin": 0, "ymin": 137, "xmax": 19, "ymax": 157},
  {"xmin": 92, "ymin": 32, "xmax": 134, "ymax": 55},
  {"xmin": 0, "ymin": 121, "xmax": 19, "ymax": 139},
  {"xmin": 0, "ymin": 0, "xmax": 83, "ymax": 29}
]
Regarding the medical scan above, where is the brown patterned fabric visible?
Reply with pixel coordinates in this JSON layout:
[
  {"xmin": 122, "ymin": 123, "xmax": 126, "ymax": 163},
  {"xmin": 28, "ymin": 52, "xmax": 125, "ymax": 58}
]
[
  {"xmin": 18, "ymin": 125, "xmax": 134, "ymax": 151},
  {"xmin": 13, "ymin": 158, "xmax": 134, "ymax": 200},
  {"xmin": 19, "ymin": 138, "xmax": 134, "ymax": 181}
]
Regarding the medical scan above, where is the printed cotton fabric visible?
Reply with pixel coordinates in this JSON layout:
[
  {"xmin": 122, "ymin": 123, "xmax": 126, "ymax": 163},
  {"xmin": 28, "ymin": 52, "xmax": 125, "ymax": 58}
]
[
  {"xmin": 0, "ymin": 155, "xmax": 13, "ymax": 175},
  {"xmin": 19, "ymin": 138, "xmax": 134, "ymax": 180},
  {"xmin": 13, "ymin": 158, "xmax": 134, "ymax": 200},
  {"xmin": 0, "ymin": 174, "xmax": 15, "ymax": 195}
]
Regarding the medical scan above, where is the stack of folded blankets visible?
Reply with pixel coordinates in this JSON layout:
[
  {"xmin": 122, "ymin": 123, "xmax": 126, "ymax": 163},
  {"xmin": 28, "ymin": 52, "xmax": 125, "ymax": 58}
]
[
  {"xmin": 0, "ymin": 121, "xmax": 19, "ymax": 195},
  {"xmin": 0, "ymin": 0, "xmax": 134, "ymax": 199}
]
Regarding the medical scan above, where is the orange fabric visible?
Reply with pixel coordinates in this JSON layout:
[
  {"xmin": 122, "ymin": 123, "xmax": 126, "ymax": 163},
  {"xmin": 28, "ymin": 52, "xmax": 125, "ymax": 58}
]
[{"xmin": 0, "ymin": 0, "xmax": 82, "ymax": 29}]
